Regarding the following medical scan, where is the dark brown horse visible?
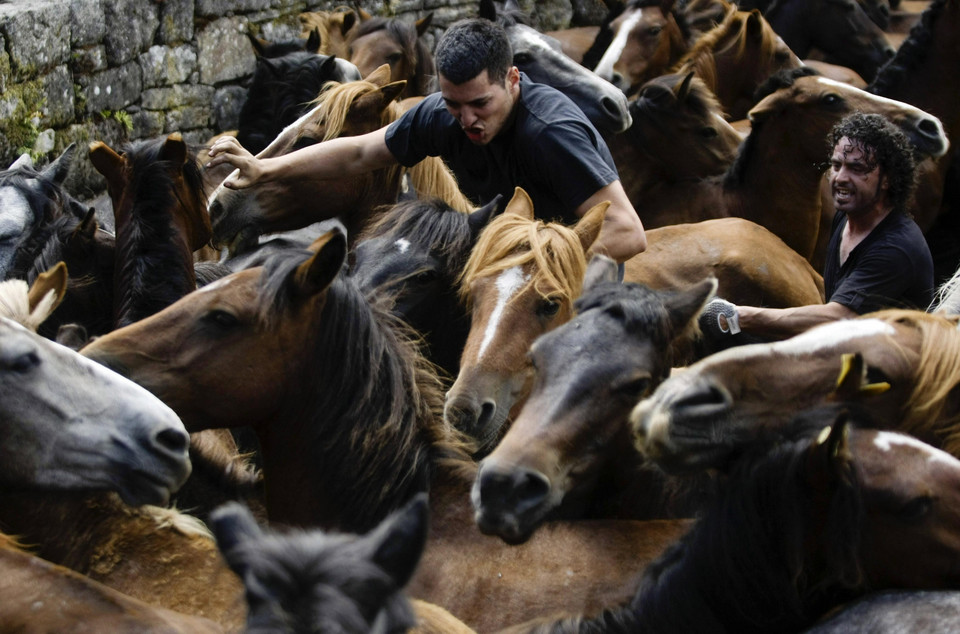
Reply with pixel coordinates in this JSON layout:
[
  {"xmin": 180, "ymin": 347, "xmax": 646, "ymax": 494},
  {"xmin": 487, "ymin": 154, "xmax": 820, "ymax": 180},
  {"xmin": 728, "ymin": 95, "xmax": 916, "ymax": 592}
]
[
  {"xmin": 345, "ymin": 12, "xmax": 437, "ymax": 100},
  {"xmin": 81, "ymin": 223, "xmax": 696, "ymax": 632}
]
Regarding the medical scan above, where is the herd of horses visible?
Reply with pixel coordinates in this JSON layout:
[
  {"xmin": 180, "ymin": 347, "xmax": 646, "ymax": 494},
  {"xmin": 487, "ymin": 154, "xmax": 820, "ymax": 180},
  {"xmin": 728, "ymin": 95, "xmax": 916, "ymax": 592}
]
[{"xmin": 3, "ymin": 0, "xmax": 960, "ymax": 630}]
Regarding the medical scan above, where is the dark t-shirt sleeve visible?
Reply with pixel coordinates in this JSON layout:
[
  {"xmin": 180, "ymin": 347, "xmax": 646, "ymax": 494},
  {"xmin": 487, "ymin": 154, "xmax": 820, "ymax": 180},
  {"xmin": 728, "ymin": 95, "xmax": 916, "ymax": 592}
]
[
  {"xmin": 384, "ymin": 95, "xmax": 447, "ymax": 167},
  {"xmin": 524, "ymin": 120, "xmax": 619, "ymax": 212},
  {"xmin": 829, "ymin": 242, "xmax": 923, "ymax": 314}
]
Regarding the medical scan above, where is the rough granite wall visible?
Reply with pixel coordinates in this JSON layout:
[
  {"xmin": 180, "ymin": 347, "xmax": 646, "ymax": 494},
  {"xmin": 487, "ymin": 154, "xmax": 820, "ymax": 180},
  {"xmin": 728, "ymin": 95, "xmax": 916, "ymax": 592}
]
[{"xmin": 0, "ymin": 0, "xmax": 605, "ymax": 196}]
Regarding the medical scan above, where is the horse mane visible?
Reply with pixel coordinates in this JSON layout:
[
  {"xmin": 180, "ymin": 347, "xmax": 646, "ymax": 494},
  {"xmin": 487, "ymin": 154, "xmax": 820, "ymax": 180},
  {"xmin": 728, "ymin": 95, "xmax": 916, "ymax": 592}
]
[
  {"xmin": 669, "ymin": 2, "xmax": 744, "ymax": 89},
  {"xmin": 868, "ymin": 309, "xmax": 960, "ymax": 454},
  {"xmin": 458, "ymin": 212, "xmax": 588, "ymax": 307},
  {"xmin": 352, "ymin": 17, "xmax": 438, "ymax": 96},
  {"xmin": 869, "ymin": 0, "xmax": 948, "ymax": 95},
  {"xmin": 358, "ymin": 198, "xmax": 474, "ymax": 273},
  {"xmin": 255, "ymin": 249, "xmax": 475, "ymax": 532},
  {"xmin": 930, "ymin": 264, "xmax": 960, "ymax": 315},
  {"xmin": 112, "ymin": 137, "xmax": 206, "ymax": 327},
  {"xmin": 0, "ymin": 279, "xmax": 58, "ymax": 331},
  {"xmin": 751, "ymin": 64, "xmax": 820, "ymax": 104},
  {"xmin": 305, "ymin": 79, "xmax": 473, "ymax": 212}
]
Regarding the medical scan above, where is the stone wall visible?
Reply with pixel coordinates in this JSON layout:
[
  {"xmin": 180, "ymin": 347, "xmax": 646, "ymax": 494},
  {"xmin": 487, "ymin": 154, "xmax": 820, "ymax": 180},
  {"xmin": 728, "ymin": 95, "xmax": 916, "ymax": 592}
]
[{"xmin": 0, "ymin": 0, "xmax": 606, "ymax": 196}]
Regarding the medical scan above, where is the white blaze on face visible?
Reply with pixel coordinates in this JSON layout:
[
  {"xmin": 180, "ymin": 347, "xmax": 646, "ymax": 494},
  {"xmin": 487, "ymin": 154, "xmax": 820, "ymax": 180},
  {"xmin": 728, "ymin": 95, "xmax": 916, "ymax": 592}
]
[
  {"xmin": 394, "ymin": 238, "xmax": 411, "ymax": 254},
  {"xmin": 873, "ymin": 431, "xmax": 960, "ymax": 467},
  {"xmin": 477, "ymin": 266, "xmax": 529, "ymax": 362},
  {"xmin": 197, "ymin": 276, "xmax": 235, "ymax": 293},
  {"xmin": 594, "ymin": 9, "xmax": 644, "ymax": 81}
]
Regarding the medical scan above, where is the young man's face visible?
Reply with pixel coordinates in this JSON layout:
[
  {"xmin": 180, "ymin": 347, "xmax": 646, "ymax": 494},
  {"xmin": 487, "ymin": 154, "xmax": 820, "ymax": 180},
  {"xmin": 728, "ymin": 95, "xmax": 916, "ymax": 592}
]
[
  {"xmin": 439, "ymin": 67, "xmax": 521, "ymax": 145},
  {"xmin": 829, "ymin": 136, "xmax": 889, "ymax": 218}
]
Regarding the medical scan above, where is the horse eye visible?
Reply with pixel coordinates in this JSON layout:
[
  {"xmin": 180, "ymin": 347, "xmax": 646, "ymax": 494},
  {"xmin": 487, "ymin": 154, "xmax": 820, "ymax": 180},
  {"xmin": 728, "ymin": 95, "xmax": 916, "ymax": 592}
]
[
  {"xmin": 537, "ymin": 298, "xmax": 561, "ymax": 317},
  {"xmin": 821, "ymin": 93, "xmax": 842, "ymax": 106},
  {"xmin": 698, "ymin": 126, "xmax": 719, "ymax": 139},
  {"xmin": 204, "ymin": 309, "xmax": 239, "ymax": 330},
  {"xmin": 6, "ymin": 351, "xmax": 39, "ymax": 374},
  {"xmin": 514, "ymin": 52, "xmax": 532, "ymax": 64},
  {"xmin": 898, "ymin": 496, "xmax": 932, "ymax": 521},
  {"xmin": 646, "ymin": 26, "xmax": 663, "ymax": 36},
  {"xmin": 614, "ymin": 375, "xmax": 652, "ymax": 397},
  {"xmin": 413, "ymin": 270, "xmax": 437, "ymax": 284},
  {"xmin": 387, "ymin": 52, "xmax": 402, "ymax": 64}
]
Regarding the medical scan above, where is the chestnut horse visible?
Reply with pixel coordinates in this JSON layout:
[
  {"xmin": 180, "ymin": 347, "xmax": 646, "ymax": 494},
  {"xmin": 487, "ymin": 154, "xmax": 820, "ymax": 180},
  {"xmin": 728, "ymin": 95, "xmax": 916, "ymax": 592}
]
[
  {"xmin": 474, "ymin": 257, "xmax": 717, "ymax": 544},
  {"xmin": 633, "ymin": 309, "xmax": 960, "ymax": 474},
  {"xmin": 81, "ymin": 222, "xmax": 695, "ymax": 632},
  {"xmin": 299, "ymin": 6, "xmax": 358, "ymax": 58},
  {"xmin": 206, "ymin": 65, "xmax": 473, "ymax": 254},
  {"xmin": 669, "ymin": 6, "xmax": 803, "ymax": 120},
  {"xmin": 510, "ymin": 408, "xmax": 960, "ymax": 632},
  {"xmin": 345, "ymin": 12, "xmax": 437, "ymax": 99},
  {"xmin": 446, "ymin": 188, "xmax": 824, "ymax": 453}
]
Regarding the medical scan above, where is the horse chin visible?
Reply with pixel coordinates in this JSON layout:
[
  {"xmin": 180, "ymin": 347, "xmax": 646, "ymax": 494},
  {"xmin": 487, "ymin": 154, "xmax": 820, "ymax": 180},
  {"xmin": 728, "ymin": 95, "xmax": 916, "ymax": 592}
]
[
  {"xmin": 474, "ymin": 508, "xmax": 539, "ymax": 545},
  {"xmin": 114, "ymin": 472, "xmax": 179, "ymax": 508}
]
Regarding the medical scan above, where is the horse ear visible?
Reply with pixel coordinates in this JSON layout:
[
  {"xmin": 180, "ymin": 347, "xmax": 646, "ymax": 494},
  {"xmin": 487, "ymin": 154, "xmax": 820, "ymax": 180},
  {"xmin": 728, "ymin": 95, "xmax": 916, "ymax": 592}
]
[
  {"xmin": 28, "ymin": 261, "xmax": 68, "ymax": 317},
  {"xmin": 247, "ymin": 32, "xmax": 267, "ymax": 57},
  {"xmin": 468, "ymin": 194, "xmax": 504, "ymax": 238},
  {"xmin": 380, "ymin": 80, "xmax": 408, "ymax": 105},
  {"xmin": 357, "ymin": 7, "xmax": 373, "ymax": 21},
  {"xmin": 574, "ymin": 201, "xmax": 609, "ymax": 253},
  {"xmin": 808, "ymin": 410, "xmax": 853, "ymax": 491},
  {"xmin": 294, "ymin": 226, "xmax": 348, "ymax": 298},
  {"xmin": 666, "ymin": 277, "xmax": 717, "ymax": 336},
  {"xmin": 306, "ymin": 27, "xmax": 321, "ymax": 53},
  {"xmin": 675, "ymin": 71, "xmax": 696, "ymax": 103},
  {"xmin": 73, "ymin": 207, "xmax": 100, "ymax": 241},
  {"xmin": 367, "ymin": 63, "xmax": 393, "ymax": 86},
  {"xmin": 746, "ymin": 9, "xmax": 763, "ymax": 39},
  {"xmin": 8, "ymin": 153, "xmax": 34, "ymax": 171},
  {"xmin": 42, "ymin": 143, "xmax": 77, "ymax": 186},
  {"xmin": 341, "ymin": 10, "xmax": 358, "ymax": 35},
  {"xmin": 503, "ymin": 187, "xmax": 536, "ymax": 220},
  {"xmin": 209, "ymin": 502, "xmax": 264, "ymax": 578},
  {"xmin": 582, "ymin": 254, "xmax": 619, "ymax": 294},
  {"xmin": 161, "ymin": 133, "xmax": 188, "ymax": 167},
  {"xmin": 415, "ymin": 12, "xmax": 433, "ymax": 36},
  {"xmin": 88, "ymin": 141, "xmax": 124, "ymax": 183},
  {"xmin": 479, "ymin": 0, "xmax": 498, "ymax": 22},
  {"xmin": 364, "ymin": 493, "xmax": 429, "ymax": 589}
]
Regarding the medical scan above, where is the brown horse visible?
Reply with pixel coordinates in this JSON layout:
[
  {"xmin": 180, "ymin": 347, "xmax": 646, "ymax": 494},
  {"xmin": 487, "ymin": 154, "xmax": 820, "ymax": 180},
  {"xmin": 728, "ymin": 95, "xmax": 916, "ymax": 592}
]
[
  {"xmin": 473, "ymin": 257, "xmax": 716, "ymax": 544},
  {"xmin": 81, "ymin": 222, "xmax": 695, "ymax": 632},
  {"xmin": 299, "ymin": 6, "xmax": 358, "ymax": 58},
  {"xmin": 206, "ymin": 65, "xmax": 472, "ymax": 254},
  {"xmin": 633, "ymin": 309, "xmax": 960, "ymax": 474},
  {"xmin": 446, "ymin": 189, "xmax": 825, "ymax": 452},
  {"xmin": 345, "ymin": 12, "xmax": 437, "ymax": 99},
  {"xmin": 627, "ymin": 70, "xmax": 948, "ymax": 262},
  {"xmin": 509, "ymin": 408, "xmax": 960, "ymax": 632},
  {"xmin": 593, "ymin": 0, "xmax": 697, "ymax": 96},
  {"xmin": 670, "ymin": 6, "xmax": 803, "ymax": 120}
]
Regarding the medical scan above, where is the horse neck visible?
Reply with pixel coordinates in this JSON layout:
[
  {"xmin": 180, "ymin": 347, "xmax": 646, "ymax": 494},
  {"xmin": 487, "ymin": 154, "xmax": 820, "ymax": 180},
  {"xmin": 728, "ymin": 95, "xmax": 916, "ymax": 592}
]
[
  {"xmin": 722, "ymin": 121, "xmax": 824, "ymax": 259},
  {"xmin": 766, "ymin": 0, "xmax": 812, "ymax": 56},
  {"xmin": 112, "ymin": 187, "xmax": 197, "ymax": 328}
]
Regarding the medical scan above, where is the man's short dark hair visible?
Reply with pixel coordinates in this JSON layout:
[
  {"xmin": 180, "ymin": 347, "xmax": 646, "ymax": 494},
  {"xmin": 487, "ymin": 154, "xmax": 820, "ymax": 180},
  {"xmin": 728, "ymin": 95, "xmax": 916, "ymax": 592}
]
[
  {"xmin": 434, "ymin": 18, "xmax": 513, "ymax": 85},
  {"xmin": 827, "ymin": 112, "xmax": 917, "ymax": 215}
]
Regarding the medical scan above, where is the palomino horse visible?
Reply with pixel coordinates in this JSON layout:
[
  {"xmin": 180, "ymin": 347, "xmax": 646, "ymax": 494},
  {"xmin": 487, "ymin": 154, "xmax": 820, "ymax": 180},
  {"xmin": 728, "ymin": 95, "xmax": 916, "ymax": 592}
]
[
  {"xmin": 473, "ymin": 257, "xmax": 716, "ymax": 544},
  {"xmin": 593, "ymin": 0, "xmax": 697, "ymax": 97},
  {"xmin": 210, "ymin": 495, "xmax": 473, "ymax": 634},
  {"xmin": 89, "ymin": 133, "xmax": 211, "ymax": 328},
  {"xmin": 206, "ymin": 65, "xmax": 473, "ymax": 253},
  {"xmin": 479, "ymin": 0, "xmax": 633, "ymax": 137},
  {"xmin": 446, "ymin": 189, "xmax": 824, "ymax": 453},
  {"xmin": 637, "ymin": 69, "xmax": 948, "ymax": 262},
  {"xmin": 235, "ymin": 50, "xmax": 362, "ymax": 154},
  {"xmin": 345, "ymin": 12, "xmax": 437, "ymax": 99},
  {"xmin": 633, "ymin": 309, "xmax": 960, "ymax": 474},
  {"xmin": 669, "ymin": 6, "xmax": 803, "ymax": 120},
  {"xmin": 352, "ymin": 196, "xmax": 503, "ymax": 380},
  {"xmin": 81, "ymin": 223, "xmax": 696, "ymax": 632},
  {"xmin": 765, "ymin": 0, "xmax": 896, "ymax": 82},
  {"xmin": 510, "ymin": 408, "xmax": 960, "ymax": 632}
]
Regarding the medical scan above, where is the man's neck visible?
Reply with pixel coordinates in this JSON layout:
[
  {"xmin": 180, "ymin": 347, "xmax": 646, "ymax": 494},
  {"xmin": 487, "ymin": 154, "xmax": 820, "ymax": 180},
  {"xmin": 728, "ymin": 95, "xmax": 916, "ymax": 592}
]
[{"xmin": 846, "ymin": 204, "xmax": 893, "ymax": 237}]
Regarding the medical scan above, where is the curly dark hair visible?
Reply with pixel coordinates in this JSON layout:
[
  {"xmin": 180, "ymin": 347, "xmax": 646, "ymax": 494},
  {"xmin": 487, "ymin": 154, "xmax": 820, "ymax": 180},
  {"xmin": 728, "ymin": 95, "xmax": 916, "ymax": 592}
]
[
  {"xmin": 434, "ymin": 18, "xmax": 513, "ymax": 85},
  {"xmin": 827, "ymin": 112, "xmax": 917, "ymax": 214}
]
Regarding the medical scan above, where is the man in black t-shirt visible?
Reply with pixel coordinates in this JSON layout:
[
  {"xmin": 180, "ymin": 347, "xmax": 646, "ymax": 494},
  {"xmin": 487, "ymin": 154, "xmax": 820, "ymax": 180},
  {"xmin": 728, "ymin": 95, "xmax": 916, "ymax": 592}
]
[
  {"xmin": 207, "ymin": 18, "xmax": 646, "ymax": 263},
  {"xmin": 703, "ymin": 113, "xmax": 933, "ymax": 341}
]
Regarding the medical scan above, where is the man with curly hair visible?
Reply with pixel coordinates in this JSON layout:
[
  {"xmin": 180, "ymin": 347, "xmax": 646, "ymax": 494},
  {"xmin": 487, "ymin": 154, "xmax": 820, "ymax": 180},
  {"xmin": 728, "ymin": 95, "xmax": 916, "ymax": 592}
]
[{"xmin": 703, "ymin": 112, "xmax": 933, "ymax": 341}]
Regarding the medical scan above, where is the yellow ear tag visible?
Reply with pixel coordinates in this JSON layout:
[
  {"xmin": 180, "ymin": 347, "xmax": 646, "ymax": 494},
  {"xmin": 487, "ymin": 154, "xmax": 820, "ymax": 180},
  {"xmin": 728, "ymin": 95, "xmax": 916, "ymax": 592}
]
[{"xmin": 816, "ymin": 426, "xmax": 831, "ymax": 445}]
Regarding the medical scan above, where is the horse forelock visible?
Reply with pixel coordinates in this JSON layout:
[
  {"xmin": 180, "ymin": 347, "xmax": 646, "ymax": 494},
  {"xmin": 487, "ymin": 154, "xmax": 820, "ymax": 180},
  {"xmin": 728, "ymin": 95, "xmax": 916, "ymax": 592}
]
[
  {"xmin": 255, "ymin": 248, "xmax": 467, "ymax": 531},
  {"xmin": 459, "ymin": 214, "xmax": 587, "ymax": 307},
  {"xmin": 359, "ymin": 199, "xmax": 474, "ymax": 272}
]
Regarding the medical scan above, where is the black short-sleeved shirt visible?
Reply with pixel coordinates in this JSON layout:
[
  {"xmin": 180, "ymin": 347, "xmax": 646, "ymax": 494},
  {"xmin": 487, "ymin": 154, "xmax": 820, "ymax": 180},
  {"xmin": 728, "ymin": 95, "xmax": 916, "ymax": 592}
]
[
  {"xmin": 823, "ymin": 210, "xmax": 934, "ymax": 314},
  {"xmin": 384, "ymin": 74, "xmax": 619, "ymax": 225}
]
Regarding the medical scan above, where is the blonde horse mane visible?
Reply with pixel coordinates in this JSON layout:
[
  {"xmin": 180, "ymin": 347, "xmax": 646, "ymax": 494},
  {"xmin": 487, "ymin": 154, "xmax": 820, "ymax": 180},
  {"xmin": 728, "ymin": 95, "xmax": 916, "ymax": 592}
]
[
  {"xmin": 0, "ymin": 279, "xmax": 58, "ymax": 332},
  {"xmin": 871, "ymin": 309, "xmax": 960, "ymax": 454},
  {"xmin": 671, "ymin": 6, "xmax": 774, "ymax": 93},
  {"xmin": 458, "ymin": 212, "xmax": 589, "ymax": 307},
  {"xmin": 306, "ymin": 79, "xmax": 474, "ymax": 213}
]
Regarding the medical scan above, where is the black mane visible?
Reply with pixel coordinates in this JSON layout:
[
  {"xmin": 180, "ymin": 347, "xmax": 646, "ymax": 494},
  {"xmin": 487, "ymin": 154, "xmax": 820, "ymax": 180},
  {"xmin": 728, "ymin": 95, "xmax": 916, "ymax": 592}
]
[{"xmin": 869, "ymin": 0, "xmax": 949, "ymax": 95}]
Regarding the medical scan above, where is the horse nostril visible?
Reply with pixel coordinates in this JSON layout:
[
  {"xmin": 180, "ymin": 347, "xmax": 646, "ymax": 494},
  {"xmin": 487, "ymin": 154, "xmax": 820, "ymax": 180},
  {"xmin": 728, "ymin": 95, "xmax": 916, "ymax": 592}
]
[
  {"xmin": 477, "ymin": 400, "xmax": 496, "ymax": 435},
  {"xmin": 918, "ymin": 118, "xmax": 941, "ymax": 138},
  {"xmin": 884, "ymin": 46, "xmax": 896, "ymax": 59},
  {"xmin": 155, "ymin": 426, "xmax": 190, "ymax": 454},
  {"xmin": 600, "ymin": 95, "xmax": 621, "ymax": 117},
  {"xmin": 208, "ymin": 198, "xmax": 223, "ymax": 223},
  {"xmin": 674, "ymin": 381, "xmax": 730, "ymax": 412},
  {"xmin": 514, "ymin": 470, "xmax": 551, "ymax": 512},
  {"xmin": 479, "ymin": 466, "xmax": 550, "ymax": 513}
]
